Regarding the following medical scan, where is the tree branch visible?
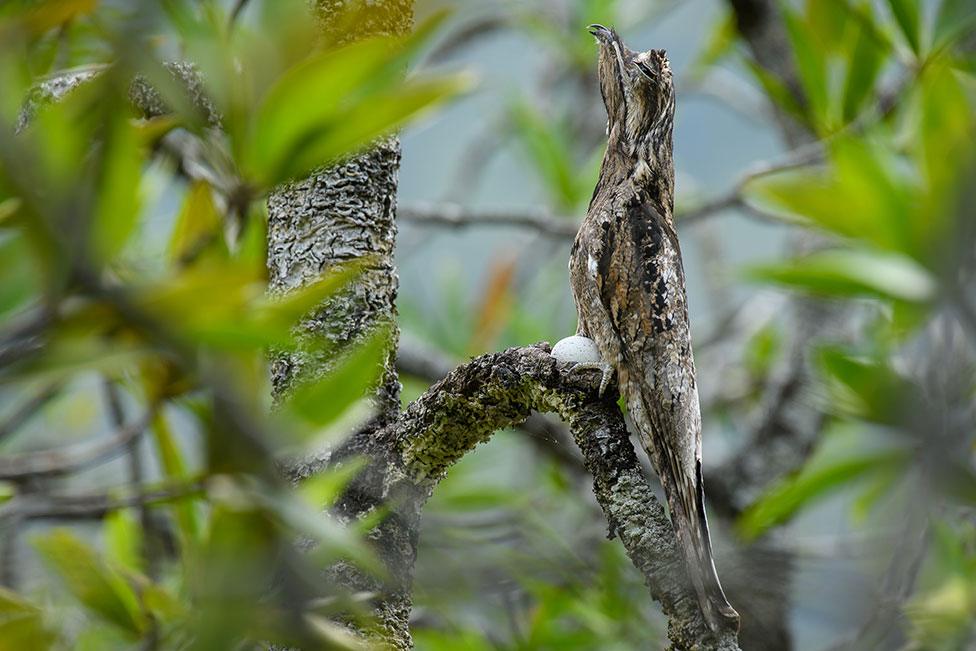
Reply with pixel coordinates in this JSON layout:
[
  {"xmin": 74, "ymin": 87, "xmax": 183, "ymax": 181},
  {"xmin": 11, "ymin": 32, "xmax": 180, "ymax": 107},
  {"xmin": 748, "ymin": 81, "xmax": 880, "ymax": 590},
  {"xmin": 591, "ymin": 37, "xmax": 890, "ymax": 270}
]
[
  {"xmin": 348, "ymin": 344, "xmax": 739, "ymax": 650},
  {"xmin": 397, "ymin": 202, "xmax": 578, "ymax": 239},
  {"xmin": 396, "ymin": 337, "xmax": 585, "ymax": 472},
  {"xmin": 0, "ymin": 409, "xmax": 153, "ymax": 481},
  {"xmin": 0, "ymin": 382, "xmax": 61, "ymax": 444},
  {"xmin": 0, "ymin": 482, "xmax": 202, "ymax": 520},
  {"xmin": 398, "ymin": 143, "xmax": 821, "ymax": 239}
]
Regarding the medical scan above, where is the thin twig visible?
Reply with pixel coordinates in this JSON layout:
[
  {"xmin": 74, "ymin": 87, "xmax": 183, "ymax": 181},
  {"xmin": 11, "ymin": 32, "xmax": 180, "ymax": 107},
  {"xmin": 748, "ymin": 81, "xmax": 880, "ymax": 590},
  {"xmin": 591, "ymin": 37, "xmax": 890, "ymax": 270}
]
[
  {"xmin": 0, "ymin": 482, "xmax": 203, "ymax": 521},
  {"xmin": 398, "ymin": 202, "xmax": 579, "ymax": 239},
  {"xmin": 427, "ymin": 15, "xmax": 510, "ymax": 63},
  {"xmin": 0, "ymin": 408, "xmax": 154, "ymax": 481},
  {"xmin": 0, "ymin": 383, "xmax": 61, "ymax": 444},
  {"xmin": 401, "ymin": 143, "xmax": 822, "ymax": 239}
]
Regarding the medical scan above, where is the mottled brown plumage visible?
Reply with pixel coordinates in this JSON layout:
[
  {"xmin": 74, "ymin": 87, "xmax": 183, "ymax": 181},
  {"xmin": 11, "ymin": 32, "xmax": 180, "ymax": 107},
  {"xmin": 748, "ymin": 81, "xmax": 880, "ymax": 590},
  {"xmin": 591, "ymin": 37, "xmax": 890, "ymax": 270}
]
[{"xmin": 569, "ymin": 24, "xmax": 739, "ymax": 634}]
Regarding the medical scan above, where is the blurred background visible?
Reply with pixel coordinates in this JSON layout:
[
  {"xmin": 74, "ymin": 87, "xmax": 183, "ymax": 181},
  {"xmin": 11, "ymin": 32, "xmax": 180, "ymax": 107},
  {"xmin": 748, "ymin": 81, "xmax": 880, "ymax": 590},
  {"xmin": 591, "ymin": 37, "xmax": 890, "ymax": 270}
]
[
  {"xmin": 398, "ymin": 2, "xmax": 975, "ymax": 650},
  {"xmin": 0, "ymin": 0, "xmax": 974, "ymax": 649}
]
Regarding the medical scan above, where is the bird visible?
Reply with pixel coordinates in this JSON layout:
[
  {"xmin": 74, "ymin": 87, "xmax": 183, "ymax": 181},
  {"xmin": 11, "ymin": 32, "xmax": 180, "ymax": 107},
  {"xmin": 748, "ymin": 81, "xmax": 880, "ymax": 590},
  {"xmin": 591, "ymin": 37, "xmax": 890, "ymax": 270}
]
[{"xmin": 564, "ymin": 23, "xmax": 740, "ymax": 635}]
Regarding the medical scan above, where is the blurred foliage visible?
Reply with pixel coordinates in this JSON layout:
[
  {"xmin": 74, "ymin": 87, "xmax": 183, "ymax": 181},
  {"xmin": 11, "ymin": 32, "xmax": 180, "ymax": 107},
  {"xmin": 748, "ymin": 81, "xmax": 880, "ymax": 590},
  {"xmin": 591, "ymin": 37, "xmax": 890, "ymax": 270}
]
[
  {"xmin": 398, "ymin": 0, "xmax": 976, "ymax": 648},
  {"xmin": 730, "ymin": 0, "xmax": 976, "ymax": 646},
  {"xmin": 0, "ymin": 0, "xmax": 463, "ymax": 649},
  {"xmin": 0, "ymin": 0, "xmax": 975, "ymax": 649}
]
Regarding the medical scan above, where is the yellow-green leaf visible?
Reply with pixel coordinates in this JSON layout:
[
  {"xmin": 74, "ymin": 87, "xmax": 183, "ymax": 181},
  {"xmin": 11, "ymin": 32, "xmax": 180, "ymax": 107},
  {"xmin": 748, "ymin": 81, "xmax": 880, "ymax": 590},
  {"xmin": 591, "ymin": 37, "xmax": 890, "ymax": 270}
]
[
  {"xmin": 149, "ymin": 411, "xmax": 199, "ymax": 547},
  {"xmin": 885, "ymin": 0, "xmax": 922, "ymax": 55},
  {"xmin": 167, "ymin": 181, "xmax": 226, "ymax": 265},
  {"xmin": 92, "ymin": 115, "xmax": 143, "ymax": 263},
  {"xmin": 104, "ymin": 509, "xmax": 144, "ymax": 575},
  {"xmin": 286, "ymin": 326, "xmax": 391, "ymax": 428},
  {"xmin": 738, "ymin": 448, "xmax": 908, "ymax": 539},
  {"xmin": 34, "ymin": 529, "xmax": 146, "ymax": 635},
  {"xmin": 747, "ymin": 249, "xmax": 937, "ymax": 303}
]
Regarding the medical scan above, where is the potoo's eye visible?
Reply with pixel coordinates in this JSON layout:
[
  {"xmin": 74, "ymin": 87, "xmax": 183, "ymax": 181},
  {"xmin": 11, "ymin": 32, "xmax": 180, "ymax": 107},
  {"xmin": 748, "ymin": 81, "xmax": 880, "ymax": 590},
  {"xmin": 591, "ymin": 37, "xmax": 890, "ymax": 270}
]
[{"xmin": 636, "ymin": 61, "xmax": 656, "ymax": 80}]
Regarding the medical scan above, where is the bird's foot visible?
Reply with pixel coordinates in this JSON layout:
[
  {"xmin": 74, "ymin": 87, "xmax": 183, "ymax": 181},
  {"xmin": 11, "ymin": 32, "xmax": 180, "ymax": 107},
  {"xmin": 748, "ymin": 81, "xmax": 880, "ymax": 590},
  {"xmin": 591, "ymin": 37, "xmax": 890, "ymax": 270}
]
[
  {"xmin": 568, "ymin": 361, "xmax": 615, "ymax": 397},
  {"xmin": 551, "ymin": 335, "xmax": 614, "ymax": 397}
]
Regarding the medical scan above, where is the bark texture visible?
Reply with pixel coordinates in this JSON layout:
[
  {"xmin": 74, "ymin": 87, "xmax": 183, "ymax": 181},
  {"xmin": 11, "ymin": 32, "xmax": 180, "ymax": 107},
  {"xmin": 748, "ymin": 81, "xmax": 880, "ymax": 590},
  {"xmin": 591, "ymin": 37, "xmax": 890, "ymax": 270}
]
[
  {"xmin": 263, "ymin": 2, "xmax": 414, "ymax": 645},
  {"xmin": 267, "ymin": 139, "xmax": 402, "ymax": 421},
  {"xmin": 349, "ymin": 344, "xmax": 740, "ymax": 650}
]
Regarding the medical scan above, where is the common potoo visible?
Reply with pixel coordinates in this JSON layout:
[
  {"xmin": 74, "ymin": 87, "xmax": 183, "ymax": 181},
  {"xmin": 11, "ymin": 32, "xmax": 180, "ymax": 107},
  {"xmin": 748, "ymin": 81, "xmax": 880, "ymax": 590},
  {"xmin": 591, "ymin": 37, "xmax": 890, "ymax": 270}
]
[{"xmin": 568, "ymin": 24, "xmax": 739, "ymax": 634}]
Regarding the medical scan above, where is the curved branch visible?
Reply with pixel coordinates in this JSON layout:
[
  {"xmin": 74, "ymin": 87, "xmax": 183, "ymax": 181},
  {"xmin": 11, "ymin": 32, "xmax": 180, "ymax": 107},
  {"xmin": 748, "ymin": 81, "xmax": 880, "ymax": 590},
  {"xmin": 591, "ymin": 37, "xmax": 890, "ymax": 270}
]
[{"xmin": 349, "ymin": 344, "xmax": 739, "ymax": 650}]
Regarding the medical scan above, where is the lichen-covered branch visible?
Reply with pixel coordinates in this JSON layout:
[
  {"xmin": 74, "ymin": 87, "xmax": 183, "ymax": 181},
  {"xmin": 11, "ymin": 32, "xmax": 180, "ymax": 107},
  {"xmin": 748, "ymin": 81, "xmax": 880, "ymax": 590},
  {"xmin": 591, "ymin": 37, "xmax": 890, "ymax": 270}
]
[{"xmin": 346, "ymin": 344, "xmax": 740, "ymax": 650}]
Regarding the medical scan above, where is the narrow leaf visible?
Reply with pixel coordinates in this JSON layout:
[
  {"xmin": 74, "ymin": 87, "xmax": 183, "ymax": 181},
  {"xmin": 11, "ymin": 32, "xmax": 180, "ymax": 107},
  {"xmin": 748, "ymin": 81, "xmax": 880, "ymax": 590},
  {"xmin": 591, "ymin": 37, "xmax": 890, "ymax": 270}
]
[
  {"xmin": 842, "ymin": 21, "xmax": 887, "ymax": 122},
  {"xmin": 104, "ymin": 509, "xmax": 144, "ymax": 575},
  {"xmin": 783, "ymin": 6, "xmax": 831, "ymax": 127},
  {"xmin": 149, "ymin": 411, "xmax": 199, "ymax": 547},
  {"xmin": 286, "ymin": 326, "xmax": 391, "ymax": 427},
  {"xmin": 0, "ymin": 587, "xmax": 54, "ymax": 651},
  {"xmin": 92, "ymin": 116, "xmax": 143, "ymax": 263},
  {"xmin": 747, "ymin": 249, "xmax": 937, "ymax": 303},
  {"xmin": 738, "ymin": 449, "xmax": 908, "ymax": 539},
  {"xmin": 934, "ymin": 0, "xmax": 976, "ymax": 49},
  {"xmin": 167, "ymin": 181, "xmax": 226, "ymax": 265},
  {"xmin": 34, "ymin": 530, "xmax": 146, "ymax": 635},
  {"xmin": 743, "ymin": 59, "xmax": 807, "ymax": 124},
  {"xmin": 266, "ymin": 74, "xmax": 471, "ymax": 187},
  {"xmin": 885, "ymin": 0, "xmax": 922, "ymax": 55}
]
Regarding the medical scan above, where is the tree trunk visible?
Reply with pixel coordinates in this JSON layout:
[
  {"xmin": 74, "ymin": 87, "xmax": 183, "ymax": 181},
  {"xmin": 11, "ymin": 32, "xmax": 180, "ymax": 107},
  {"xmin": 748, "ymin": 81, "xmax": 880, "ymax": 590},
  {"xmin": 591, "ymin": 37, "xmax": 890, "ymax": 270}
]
[{"xmin": 264, "ymin": 2, "xmax": 413, "ymax": 645}]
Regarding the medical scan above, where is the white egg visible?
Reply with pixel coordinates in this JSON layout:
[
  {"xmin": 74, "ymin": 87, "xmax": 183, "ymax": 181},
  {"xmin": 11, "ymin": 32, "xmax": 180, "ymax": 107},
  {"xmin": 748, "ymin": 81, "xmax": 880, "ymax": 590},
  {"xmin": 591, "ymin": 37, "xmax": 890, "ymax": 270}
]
[{"xmin": 551, "ymin": 335, "xmax": 603, "ymax": 365}]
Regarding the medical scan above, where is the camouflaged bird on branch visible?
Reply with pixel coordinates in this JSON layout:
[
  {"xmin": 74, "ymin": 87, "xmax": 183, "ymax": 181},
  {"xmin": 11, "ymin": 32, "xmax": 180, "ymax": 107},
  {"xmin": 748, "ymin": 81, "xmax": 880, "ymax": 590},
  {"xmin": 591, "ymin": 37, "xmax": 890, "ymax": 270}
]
[{"xmin": 567, "ymin": 24, "xmax": 740, "ymax": 636}]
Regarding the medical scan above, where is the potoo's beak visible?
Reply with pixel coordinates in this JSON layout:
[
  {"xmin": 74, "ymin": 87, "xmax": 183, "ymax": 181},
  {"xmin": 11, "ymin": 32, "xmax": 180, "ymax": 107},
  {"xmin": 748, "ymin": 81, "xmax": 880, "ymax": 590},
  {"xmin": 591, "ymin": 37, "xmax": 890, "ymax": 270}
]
[{"xmin": 587, "ymin": 24, "xmax": 614, "ymax": 45}]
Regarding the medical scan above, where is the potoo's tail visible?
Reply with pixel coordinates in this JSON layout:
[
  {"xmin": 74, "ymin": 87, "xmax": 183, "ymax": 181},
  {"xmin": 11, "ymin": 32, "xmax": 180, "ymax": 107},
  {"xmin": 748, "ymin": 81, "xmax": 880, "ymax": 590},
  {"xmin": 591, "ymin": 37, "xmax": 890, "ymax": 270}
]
[{"xmin": 654, "ymin": 440, "xmax": 740, "ymax": 634}]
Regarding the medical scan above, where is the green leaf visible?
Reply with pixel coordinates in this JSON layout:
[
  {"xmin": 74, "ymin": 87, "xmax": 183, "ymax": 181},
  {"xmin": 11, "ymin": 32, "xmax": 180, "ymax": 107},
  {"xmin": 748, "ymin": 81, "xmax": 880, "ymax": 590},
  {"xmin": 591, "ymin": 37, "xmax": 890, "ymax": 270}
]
[
  {"xmin": 744, "ymin": 323, "xmax": 781, "ymax": 377},
  {"xmin": 104, "ymin": 509, "xmax": 144, "ymax": 575},
  {"xmin": 745, "ymin": 137, "xmax": 918, "ymax": 257},
  {"xmin": 285, "ymin": 326, "xmax": 391, "ymax": 428},
  {"xmin": 0, "ymin": 587, "xmax": 55, "ymax": 651},
  {"xmin": 818, "ymin": 347, "xmax": 921, "ymax": 425},
  {"xmin": 167, "ymin": 181, "xmax": 226, "ymax": 265},
  {"xmin": 243, "ymin": 12, "xmax": 466, "ymax": 188},
  {"xmin": 142, "ymin": 583, "xmax": 186, "ymax": 623},
  {"xmin": 73, "ymin": 624, "xmax": 137, "ymax": 651},
  {"xmin": 783, "ymin": 6, "xmax": 831, "ymax": 127},
  {"xmin": 885, "ymin": 0, "xmax": 922, "ymax": 55},
  {"xmin": 511, "ymin": 102, "xmax": 582, "ymax": 211},
  {"xmin": 262, "ymin": 73, "xmax": 471, "ymax": 187},
  {"xmin": 256, "ymin": 261, "xmax": 360, "ymax": 330},
  {"xmin": 149, "ymin": 411, "xmax": 199, "ymax": 547},
  {"xmin": 248, "ymin": 486, "xmax": 378, "ymax": 572},
  {"xmin": 747, "ymin": 249, "xmax": 937, "ymax": 303},
  {"xmin": 743, "ymin": 59, "xmax": 807, "ymax": 125},
  {"xmin": 691, "ymin": 12, "xmax": 737, "ymax": 77},
  {"xmin": 21, "ymin": 0, "xmax": 98, "ymax": 36},
  {"xmin": 916, "ymin": 63, "xmax": 972, "ymax": 199},
  {"xmin": 297, "ymin": 457, "xmax": 367, "ymax": 509},
  {"xmin": 136, "ymin": 262, "xmax": 270, "ymax": 349},
  {"xmin": 244, "ymin": 37, "xmax": 397, "ymax": 185},
  {"xmin": 91, "ymin": 116, "xmax": 142, "ymax": 263},
  {"xmin": 934, "ymin": 0, "xmax": 976, "ymax": 50},
  {"xmin": 738, "ymin": 448, "xmax": 908, "ymax": 539},
  {"xmin": 34, "ymin": 529, "xmax": 146, "ymax": 635},
  {"xmin": 841, "ymin": 19, "xmax": 888, "ymax": 122},
  {"xmin": 0, "ymin": 231, "xmax": 40, "ymax": 319},
  {"xmin": 805, "ymin": 0, "xmax": 850, "ymax": 54}
]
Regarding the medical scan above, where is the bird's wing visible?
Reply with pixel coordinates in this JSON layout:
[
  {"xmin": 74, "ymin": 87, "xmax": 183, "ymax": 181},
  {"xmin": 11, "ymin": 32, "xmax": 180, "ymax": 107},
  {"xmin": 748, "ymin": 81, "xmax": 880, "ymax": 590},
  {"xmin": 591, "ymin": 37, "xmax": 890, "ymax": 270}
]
[
  {"xmin": 591, "ymin": 193, "xmax": 738, "ymax": 631},
  {"xmin": 592, "ymin": 190, "xmax": 699, "ymax": 484}
]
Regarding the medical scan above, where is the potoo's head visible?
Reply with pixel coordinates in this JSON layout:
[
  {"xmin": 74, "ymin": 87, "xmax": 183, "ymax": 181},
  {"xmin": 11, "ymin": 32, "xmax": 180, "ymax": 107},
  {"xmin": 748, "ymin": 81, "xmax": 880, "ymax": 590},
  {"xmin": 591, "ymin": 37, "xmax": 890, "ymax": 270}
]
[{"xmin": 588, "ymin": 24, "xmax": 674, "ymax": 154}]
